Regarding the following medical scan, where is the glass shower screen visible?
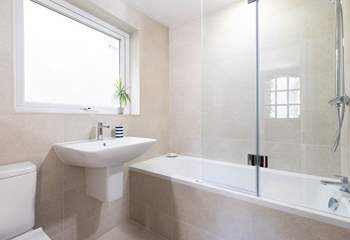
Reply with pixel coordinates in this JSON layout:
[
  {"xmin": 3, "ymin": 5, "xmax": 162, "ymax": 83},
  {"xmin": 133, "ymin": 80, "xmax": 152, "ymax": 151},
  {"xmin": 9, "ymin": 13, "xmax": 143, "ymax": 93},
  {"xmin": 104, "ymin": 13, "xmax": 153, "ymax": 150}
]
[{"xmin": 200, "ymin": 0, "xmax": 259, "ymax": 195}]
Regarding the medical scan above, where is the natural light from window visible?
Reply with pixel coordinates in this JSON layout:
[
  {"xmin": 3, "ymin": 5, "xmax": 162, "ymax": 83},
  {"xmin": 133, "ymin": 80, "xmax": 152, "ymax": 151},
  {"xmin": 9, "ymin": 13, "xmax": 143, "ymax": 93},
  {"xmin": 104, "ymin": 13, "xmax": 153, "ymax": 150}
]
[
  {"xmin": 23, "ymin": 0, "xmax": 121, "ymax": 109},
  {"xmin": 265, "ymin": 76, "xmax": 301, "ymax": 119}
]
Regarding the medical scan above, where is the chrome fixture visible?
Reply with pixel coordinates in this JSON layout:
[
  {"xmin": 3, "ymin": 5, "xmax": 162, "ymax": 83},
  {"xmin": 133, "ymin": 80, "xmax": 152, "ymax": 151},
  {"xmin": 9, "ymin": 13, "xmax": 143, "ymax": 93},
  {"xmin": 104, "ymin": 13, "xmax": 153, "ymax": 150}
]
[
  {"xmin": 97, "ymin": 122, "xmax": 110, "ymax": 140},
  {"xmin": 321, "ymin": 175, "xmax": 350, "ymax": 193},
  {"xmin": 329, "ymin": 0, "xmax": 349, "ymax": 152},
  {"xmin": 328, "ymin": 197, "xmax": 339, "ymax": 211},
  {"xmin": 248, "ymin": 154, "xmax": 268, "ymax": 168}
]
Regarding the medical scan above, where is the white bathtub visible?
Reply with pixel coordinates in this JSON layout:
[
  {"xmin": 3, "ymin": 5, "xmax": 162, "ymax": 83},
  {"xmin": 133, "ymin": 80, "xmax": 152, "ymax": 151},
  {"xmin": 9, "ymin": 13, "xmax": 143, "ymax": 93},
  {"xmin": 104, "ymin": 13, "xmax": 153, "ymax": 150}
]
[{"xmin": 130, "ymin": 155, "xmax": 350, "ymax": 229}]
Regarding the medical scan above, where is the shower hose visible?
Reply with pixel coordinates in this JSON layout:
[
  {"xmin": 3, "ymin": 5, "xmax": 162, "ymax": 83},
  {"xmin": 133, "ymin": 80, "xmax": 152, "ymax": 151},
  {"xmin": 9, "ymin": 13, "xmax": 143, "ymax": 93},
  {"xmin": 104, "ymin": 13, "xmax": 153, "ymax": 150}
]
[{"xmin": 333, "ymin": 101, "xmax": 346, "ymax": 152}]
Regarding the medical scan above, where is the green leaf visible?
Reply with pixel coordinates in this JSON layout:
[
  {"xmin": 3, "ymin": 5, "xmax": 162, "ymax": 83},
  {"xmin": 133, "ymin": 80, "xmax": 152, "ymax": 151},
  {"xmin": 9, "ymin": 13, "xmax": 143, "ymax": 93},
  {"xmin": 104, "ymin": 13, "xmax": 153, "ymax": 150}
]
[{"xmin": 113, "ymin": 78, "xmax": 131, "ymax": 107}]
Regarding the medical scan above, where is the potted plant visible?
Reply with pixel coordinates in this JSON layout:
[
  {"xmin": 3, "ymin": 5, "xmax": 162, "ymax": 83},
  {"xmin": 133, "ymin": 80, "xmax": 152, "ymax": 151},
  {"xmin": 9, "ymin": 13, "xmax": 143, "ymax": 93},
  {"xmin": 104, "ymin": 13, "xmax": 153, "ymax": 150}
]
[{"xmin": 113, "ymin": 79, "xmax": 130, "ymax": 115}]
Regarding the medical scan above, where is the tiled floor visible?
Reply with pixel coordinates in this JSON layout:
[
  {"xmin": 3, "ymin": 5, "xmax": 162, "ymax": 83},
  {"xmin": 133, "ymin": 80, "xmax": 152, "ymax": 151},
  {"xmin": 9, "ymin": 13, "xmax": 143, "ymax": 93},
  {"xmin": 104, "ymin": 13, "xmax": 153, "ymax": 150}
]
[{"xmin": 97, "ymin": 221, "xmax": 167, "ymax": 240}]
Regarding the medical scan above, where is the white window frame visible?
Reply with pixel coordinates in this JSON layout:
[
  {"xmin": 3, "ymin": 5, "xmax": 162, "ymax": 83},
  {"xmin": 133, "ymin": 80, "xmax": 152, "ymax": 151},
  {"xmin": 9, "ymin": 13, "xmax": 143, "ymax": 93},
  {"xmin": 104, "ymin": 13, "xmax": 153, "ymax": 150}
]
[{"xmin": 15, "ymin": 0, "xmax": 130, "ymax": 114}]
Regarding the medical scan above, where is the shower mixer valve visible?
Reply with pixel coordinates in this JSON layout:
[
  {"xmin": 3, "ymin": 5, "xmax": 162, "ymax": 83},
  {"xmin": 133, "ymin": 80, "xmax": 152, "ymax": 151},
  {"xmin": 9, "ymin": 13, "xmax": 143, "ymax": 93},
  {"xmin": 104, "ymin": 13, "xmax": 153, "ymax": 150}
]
[{"xmin": 328, "ymin": 95, "xmax": 350, "ymax": 106}]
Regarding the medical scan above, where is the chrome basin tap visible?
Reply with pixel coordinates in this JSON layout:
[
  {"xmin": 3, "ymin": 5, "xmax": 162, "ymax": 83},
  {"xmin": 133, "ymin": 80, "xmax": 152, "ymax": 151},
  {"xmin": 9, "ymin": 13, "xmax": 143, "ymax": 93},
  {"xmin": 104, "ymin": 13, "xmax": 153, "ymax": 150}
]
[
  {"xmin": 97, "ymin": 122, "xmax": 110, "ymax": 140},
  {"xmin": 321, "ymin": 175, "xmax": 350, "ymax": 193}
]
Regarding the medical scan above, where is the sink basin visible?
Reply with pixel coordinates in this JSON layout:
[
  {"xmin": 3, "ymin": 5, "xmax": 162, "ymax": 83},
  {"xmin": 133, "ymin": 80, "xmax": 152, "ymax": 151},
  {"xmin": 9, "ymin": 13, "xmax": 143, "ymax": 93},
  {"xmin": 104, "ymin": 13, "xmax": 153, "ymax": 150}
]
[
  {"xmin": 53, "ymin": 137, "xmax": 156, "ymax": 202},
  {"xmin": 54, "ymin": 137, "xmax": 156, "ymax": 168}
]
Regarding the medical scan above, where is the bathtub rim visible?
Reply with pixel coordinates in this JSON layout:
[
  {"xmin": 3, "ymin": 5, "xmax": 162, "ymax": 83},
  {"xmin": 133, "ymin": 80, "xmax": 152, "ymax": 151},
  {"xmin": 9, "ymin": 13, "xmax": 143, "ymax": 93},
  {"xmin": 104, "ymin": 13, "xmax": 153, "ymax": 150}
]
[{"xmin": 129, "ymin": 159, "xmax": 350, "ymax": 230}]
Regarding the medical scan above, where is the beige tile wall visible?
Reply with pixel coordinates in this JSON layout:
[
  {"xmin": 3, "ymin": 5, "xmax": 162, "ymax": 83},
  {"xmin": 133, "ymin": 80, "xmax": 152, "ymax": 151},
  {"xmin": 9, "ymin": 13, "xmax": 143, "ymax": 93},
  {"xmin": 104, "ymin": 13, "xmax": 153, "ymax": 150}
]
[
  {"xmin": 0, "ymin": 0, "xmax": 169, "ymax": 239},
  {"xmin": 169, "ymin": 18, "xmax": 202, "ymax": 157},
  {"xmin": 201, "ymin": 0, "xmax": 257, "ymax": 166},
  {"xmin": 129, "ymin": 170, "xmax": 350, "ymax": 240}
]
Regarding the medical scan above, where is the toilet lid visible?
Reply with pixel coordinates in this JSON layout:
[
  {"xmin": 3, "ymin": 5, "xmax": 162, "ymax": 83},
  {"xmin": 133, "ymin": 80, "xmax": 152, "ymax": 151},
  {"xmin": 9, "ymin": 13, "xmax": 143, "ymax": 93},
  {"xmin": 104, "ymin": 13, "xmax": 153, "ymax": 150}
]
[{"xmin": 12, "ymin": 228, "xmax": 51, "ymax": 240}]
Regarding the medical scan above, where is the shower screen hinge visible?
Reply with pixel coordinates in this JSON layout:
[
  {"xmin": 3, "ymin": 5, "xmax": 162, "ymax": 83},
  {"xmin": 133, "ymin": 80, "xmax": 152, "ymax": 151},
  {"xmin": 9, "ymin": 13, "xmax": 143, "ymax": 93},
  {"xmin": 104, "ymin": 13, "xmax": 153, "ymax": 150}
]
[
  {"xmin": 248, "ymin": 154, "xmax": 268, "ymax": 168},
  {"xmin": 248, "ymin": 0, "xmax": 257, "ymax": 3}
]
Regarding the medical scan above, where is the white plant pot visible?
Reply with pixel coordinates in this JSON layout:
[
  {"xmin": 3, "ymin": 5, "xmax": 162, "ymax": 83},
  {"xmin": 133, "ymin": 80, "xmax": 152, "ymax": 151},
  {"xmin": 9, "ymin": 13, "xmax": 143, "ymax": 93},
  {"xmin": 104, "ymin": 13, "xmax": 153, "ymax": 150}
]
[{"xmin": 117, "ymin": 107, "xmax": 124, "ymax": 115}]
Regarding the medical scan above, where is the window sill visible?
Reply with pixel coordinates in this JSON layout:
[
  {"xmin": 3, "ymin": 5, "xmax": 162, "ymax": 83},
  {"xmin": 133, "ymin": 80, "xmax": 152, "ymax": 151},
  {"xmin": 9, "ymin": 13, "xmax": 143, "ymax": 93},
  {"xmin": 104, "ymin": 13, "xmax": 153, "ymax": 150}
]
[{"xmin": 15, "ymin": 104, "xmax": 139, "ymax": 116}]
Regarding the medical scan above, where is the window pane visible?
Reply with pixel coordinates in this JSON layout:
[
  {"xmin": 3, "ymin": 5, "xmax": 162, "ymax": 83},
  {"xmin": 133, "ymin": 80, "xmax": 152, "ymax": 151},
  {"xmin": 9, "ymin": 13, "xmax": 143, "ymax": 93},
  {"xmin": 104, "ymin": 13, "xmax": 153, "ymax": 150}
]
[
  {"xmin": 24, "ymin": 0, "xmax": 120, "ymax": 107},
  {"xmin": 289, "ymin": 77, "xmax": 300, "ymax": 89},
  {"xmin": 265, "ymin": 106, "xmax": 276, "ymax": 118},
  {"xmin": 270, "ymin": 92, "xmax": 276, "ymax": 104},
  {"xmin": 276, "ymin": 106, "xmax": 287, "ymax": 118},
  {"xmin": 276, "ymin": 91, "xmax": 287, "ymax": 104},
  {"xmin": 289, "ymin": 105, "xmax": 300, "ymax": 118},
  {"xmin": 270, "ymin": 79, "xmax": 276, "ymax": 91},
  {"xmin": 276, "ymin": 77, "xmax": 287, "ymax": 90},
  {"xmin": 289, "ymin": 90, "xmax": 300, "ymax": 104}
]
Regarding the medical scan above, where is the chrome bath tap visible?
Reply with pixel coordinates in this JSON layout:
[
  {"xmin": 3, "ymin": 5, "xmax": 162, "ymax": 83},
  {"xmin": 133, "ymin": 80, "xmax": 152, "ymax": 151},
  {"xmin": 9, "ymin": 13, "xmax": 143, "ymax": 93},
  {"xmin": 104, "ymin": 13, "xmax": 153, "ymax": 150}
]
[
  {"xmin": 97, "ymin": 122, "xmax": 110, "ymax": 140},
  {"xmin": 321, "ymin": 175, "xmax": 350, "ymax": 193}
]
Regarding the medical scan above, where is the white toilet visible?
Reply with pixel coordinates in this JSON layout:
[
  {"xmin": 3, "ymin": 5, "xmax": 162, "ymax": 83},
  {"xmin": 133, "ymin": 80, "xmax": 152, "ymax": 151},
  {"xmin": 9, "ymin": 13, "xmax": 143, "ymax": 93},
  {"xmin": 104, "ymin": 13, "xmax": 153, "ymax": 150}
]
[{"xmin": 0, "ymin": 162, "xmax": 51, "ymax": 240}]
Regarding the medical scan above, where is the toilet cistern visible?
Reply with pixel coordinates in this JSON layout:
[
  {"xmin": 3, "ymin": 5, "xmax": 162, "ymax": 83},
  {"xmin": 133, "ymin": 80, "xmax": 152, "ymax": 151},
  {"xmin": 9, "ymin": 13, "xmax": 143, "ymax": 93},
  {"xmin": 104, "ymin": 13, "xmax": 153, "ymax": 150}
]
[{"xmin": 0, "ymin": 162, "xmax": 51, "ymax": 240}]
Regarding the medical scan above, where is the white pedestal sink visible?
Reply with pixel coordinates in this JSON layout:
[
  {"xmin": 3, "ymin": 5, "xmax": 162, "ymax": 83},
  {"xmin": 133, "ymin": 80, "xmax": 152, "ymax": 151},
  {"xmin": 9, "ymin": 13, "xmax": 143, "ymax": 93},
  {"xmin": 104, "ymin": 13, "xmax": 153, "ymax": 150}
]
[{"xmin": 54, "ymin": 137, "xmax": 156, "ymax": 202}]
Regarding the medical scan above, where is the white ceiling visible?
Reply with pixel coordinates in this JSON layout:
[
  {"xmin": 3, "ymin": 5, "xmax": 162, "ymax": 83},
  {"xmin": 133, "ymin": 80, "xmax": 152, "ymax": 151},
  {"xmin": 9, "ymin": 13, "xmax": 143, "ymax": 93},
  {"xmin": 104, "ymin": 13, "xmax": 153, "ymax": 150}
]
[{"xmin": 123, "ymin": 0, "xmax": 237, "ymax": 28}]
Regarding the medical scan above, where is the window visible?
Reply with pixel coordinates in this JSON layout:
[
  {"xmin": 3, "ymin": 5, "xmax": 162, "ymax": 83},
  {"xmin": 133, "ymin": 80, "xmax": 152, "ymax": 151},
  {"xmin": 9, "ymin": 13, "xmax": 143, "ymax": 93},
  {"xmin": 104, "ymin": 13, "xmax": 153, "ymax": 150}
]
[
  {"xmin": 16, "ymin": 0, "xmax": 130, "ymax": 114},
  {"xmin": 265, "ymin": 76, "xmax": 301, "ymax": 119}
]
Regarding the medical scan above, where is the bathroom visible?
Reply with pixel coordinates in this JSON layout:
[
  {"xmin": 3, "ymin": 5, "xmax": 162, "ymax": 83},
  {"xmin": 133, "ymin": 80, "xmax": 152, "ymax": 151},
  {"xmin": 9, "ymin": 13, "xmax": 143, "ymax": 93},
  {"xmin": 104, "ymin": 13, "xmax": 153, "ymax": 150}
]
[{"xmin": 0, "ymin": 0, "xmax": 350, "ymax": 239}]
